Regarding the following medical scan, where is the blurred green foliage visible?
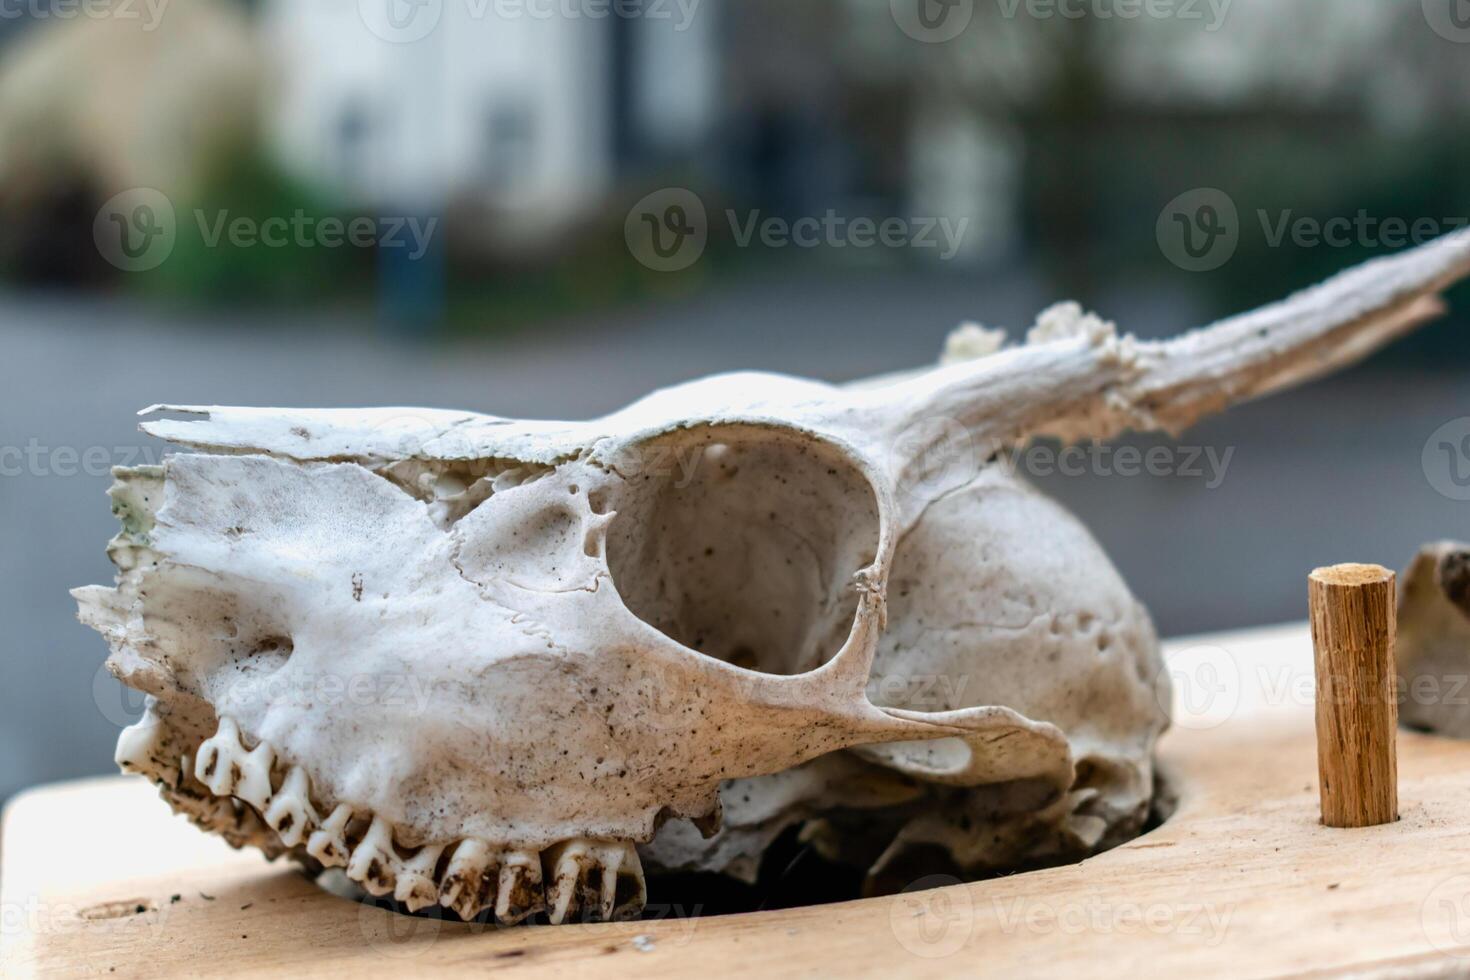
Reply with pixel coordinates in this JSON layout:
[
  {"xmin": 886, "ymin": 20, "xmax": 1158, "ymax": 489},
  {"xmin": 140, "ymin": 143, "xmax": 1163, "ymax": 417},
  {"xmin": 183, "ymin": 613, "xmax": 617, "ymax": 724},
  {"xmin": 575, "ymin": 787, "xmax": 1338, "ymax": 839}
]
[{"xmin": 132, "ymin": 153, "xmax": 362, "ymax": 309}]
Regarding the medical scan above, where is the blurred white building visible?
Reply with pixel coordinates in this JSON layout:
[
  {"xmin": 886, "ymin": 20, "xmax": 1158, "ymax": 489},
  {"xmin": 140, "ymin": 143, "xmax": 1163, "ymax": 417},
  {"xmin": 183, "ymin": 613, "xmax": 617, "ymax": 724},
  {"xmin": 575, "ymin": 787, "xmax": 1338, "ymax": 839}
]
[{"xmin": 262, "ymin": 0, "xmax": 718, "ymax": 245}]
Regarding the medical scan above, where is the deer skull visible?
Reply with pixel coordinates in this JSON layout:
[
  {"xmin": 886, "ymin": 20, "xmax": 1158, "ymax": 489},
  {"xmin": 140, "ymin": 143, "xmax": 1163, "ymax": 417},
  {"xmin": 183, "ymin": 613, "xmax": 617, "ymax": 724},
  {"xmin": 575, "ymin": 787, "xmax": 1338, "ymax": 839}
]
[{"xmin": 76, "ymin": 231, "xmax": 1470, "ymax": 923}]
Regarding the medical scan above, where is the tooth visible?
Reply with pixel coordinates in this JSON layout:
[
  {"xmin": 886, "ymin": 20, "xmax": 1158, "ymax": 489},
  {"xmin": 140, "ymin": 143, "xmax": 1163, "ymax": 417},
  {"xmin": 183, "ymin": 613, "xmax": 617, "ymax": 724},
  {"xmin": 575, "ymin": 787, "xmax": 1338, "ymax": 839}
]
[
  {"xmin": 192, "ymin": 719, "xmax": 274, "ymax": 810},
  {"xmin": 439, "ymin": 840, "xmax": 495, "ymax": 921},
  {"xmin": 544, "ymin": 840, "xmax": 644, "ymax": 924},
  {"xmin": 306, "ymin": 803, "xmax": 353, "ymax": 868},
  {"xmin": 194, "ymin": 717, "xmax": 242, "ymax": 796},
  {"xmin": 114, "ymin": 704, "xmax": 166, "ymax": 775},
  {"xmin": 495, "ymin": 850, "xmax": 545, "ymax": 925},
  {"xmin": 264, "ymin": 767, "xmax": 316, "ymax": 847},
  {"xmin": 393, "ymin": 844, "xmax": 444, "ymax": 913},
  {"xmin": 234, "ymin": 740, "xmax": 275, "ymax": 810},
  {"xmin": 346, "ymin": 815, "xmax": 397, "ymax": 897},
  {"xmin": 223, "ymin": 800, "xmax": 276, "ymax": 852},
  {"xmin": 596, "ymin": 847, "xmax": 622, "ymax": 922},
  {"xmin": 606, "ymin": 842, "xmax": 645, "ymax": 922},
  {"xmin": 545, "ymin": 840, "xmax": 594, "ymax": 925}
]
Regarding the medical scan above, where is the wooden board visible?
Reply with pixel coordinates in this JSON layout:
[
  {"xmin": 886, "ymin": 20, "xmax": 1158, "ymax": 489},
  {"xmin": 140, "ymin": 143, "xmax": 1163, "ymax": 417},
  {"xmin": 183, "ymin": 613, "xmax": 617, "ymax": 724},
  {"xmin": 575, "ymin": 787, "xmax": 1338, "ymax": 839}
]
[{"xmin": 8, "ymin": 623, "xmax": 1470, "ymax": 978}]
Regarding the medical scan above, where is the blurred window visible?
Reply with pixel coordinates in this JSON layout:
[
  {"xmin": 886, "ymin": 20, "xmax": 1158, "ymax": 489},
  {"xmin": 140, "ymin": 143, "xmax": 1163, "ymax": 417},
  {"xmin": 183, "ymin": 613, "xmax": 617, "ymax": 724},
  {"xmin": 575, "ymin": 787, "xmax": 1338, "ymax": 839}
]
[
  {"xmin": 336, "ymin": 100, "xmax": 372, "ymax": 189},
  {"xmin": 483, "ymin": 103, "xmax": 535, "ymax": 191}
]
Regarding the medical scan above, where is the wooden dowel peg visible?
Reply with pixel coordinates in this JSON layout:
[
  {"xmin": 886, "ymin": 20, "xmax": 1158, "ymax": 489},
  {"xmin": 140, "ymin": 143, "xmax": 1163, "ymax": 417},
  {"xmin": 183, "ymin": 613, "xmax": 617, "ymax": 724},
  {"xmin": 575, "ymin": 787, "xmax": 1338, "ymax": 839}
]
[{"xmin": 1309, "ymin": 563, "xmax": 1398, "ymax": 828}]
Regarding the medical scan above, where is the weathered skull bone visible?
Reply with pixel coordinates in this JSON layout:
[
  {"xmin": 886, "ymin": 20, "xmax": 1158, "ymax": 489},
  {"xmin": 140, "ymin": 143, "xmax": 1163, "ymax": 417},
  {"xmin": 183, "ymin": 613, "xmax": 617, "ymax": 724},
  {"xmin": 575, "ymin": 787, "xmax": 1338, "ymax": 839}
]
[
  {"xmin": 642, "ymin": 455, "xmax": 1168, "ymax": 887},
  {"xmin": 1396, "ymin": 541, "xmax": 1470, "ymax": 739},
  {"xmin": 75, "ymin": 231, "xmax": 1470, "ymax": 923}
]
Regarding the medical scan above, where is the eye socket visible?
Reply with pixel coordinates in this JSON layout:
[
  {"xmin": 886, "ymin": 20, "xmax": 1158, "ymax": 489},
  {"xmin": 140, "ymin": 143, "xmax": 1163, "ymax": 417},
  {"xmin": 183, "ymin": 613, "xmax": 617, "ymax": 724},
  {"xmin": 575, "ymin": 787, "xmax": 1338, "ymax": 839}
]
[{"xmin": 604, "ymin": 424, "xmax": 880, "ymax": 675}]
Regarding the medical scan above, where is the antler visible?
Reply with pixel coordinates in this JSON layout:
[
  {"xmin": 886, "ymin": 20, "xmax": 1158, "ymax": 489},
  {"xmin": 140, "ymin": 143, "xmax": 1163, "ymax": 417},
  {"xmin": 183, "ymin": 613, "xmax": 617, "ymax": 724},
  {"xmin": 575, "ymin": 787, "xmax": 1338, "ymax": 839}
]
[{"xmin": 864, "ymin": 229, "xmax": 1470, "ymax": 452}]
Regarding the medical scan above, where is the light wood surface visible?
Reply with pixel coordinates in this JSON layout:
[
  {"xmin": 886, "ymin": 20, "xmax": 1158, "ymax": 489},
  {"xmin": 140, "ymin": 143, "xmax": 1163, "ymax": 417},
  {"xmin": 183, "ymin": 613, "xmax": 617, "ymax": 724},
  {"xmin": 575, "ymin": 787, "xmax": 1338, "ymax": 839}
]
[
  {"xmin": 1309, "ymin": 564, "xmax": 1399, "ymax": 827},
  {"xmin": 9, "ymin": 623, "xmax": 1470, "ymax": 978}
]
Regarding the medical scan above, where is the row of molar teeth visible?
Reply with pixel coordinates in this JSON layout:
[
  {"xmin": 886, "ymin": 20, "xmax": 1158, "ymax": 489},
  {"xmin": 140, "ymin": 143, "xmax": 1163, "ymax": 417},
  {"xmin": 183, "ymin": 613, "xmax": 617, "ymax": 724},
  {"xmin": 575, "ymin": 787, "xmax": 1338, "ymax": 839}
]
[
  {"xmin": 115, "ymin": 705, "xmax": 284, "ymax": 856},
  {"xmin": 117, "ymin": 713, "xmax": 647, "ymax": 924}
]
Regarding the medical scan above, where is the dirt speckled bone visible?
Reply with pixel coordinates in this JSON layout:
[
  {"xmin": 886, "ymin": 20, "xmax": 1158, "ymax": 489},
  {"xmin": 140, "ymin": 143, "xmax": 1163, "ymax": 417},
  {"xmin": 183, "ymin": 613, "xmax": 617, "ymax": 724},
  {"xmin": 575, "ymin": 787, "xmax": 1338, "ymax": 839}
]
[
  {"xmin": 74, "ymin": 230, "xmax": 1470, "ymax": 921},
  {"xmin": 1397, "ymin": 541, "xmax": 1470, "ymax": 739}
]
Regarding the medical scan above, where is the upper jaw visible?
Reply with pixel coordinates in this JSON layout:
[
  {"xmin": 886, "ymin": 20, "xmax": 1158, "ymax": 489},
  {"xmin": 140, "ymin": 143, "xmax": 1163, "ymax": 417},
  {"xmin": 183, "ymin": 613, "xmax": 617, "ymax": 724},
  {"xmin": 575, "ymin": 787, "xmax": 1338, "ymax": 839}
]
[{"xmin": 117, "ymin": 703, "xmax": 648, "ymax": 925}]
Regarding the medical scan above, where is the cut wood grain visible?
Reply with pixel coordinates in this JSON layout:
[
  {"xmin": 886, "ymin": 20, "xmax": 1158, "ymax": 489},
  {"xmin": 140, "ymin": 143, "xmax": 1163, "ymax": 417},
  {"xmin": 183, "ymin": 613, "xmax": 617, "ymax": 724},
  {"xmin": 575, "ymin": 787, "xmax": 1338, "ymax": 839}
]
[
  {"xmin": 7, "ymin": 623, "xmax": 1470, "ymax": 979},
  {"xmin": 1309, "ymin": 563, "xmax": 1398, "ymax": 828}
]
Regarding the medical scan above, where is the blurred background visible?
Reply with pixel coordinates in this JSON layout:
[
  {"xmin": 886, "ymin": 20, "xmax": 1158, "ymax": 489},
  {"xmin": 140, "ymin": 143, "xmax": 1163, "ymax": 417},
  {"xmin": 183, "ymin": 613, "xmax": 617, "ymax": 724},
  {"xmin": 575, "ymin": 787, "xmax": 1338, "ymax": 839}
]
[{"xmin": 4, "ymin": 0, "xmax": 1470, "ymax": 801}]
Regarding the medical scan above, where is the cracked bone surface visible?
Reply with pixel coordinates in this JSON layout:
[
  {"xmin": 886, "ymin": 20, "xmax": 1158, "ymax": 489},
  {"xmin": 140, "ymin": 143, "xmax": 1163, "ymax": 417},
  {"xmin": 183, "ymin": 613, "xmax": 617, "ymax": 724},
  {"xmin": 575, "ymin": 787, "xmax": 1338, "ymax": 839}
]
[
  {"xmin": 1397, "ymin": 542, "xmax": 1470, "ymax": 739},
  {"xmin": 75, "ymin": 231, "xmax": 1470, "ymax": 922}
]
